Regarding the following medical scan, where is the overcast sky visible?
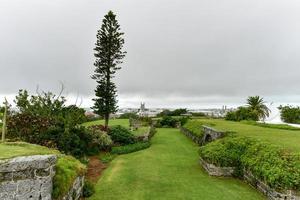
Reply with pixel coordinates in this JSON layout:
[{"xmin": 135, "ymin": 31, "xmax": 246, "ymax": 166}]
[{"xmin": 1, "ymin": 0, "xmax": 300, "ymax": 108}]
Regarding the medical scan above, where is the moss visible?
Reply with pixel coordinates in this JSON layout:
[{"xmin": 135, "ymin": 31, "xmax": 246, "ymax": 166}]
[
  {"xmin": 0, "ymin": 142, "xmax": 86, "ymax": 200},
  {"xmin": 52, "ymin": 155, "xmax": 86, "ymax": 199}
]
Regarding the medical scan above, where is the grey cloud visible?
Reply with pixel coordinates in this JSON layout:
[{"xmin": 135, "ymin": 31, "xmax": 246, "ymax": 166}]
[{"xmin": 1, "ymin": 0, "xmax": 300, "ymax": 107}]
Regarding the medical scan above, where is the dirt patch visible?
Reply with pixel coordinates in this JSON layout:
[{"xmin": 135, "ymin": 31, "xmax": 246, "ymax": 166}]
[{"xmin": 86, "ymin": 156, "xmax": 107, "ymax": 183}]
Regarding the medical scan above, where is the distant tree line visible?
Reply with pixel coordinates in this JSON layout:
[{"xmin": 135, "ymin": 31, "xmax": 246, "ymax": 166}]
[
  {"xmin": 225, "ymin": 96, "xmax": 270, "ymax": 121},
  {"xmin": 278, "ymin": 105, "xmax": 300, "ymax": 124}
]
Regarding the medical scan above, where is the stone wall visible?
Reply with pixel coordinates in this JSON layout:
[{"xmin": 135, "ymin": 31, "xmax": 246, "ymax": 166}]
[
  {"xmin": 135, "ymin": 125, "xmax": 156, "ymax": 142},
  {"xmin": 61, "ymin": 176, "xmax": 84, "ymax": 200},
  {"xmin": 243, "ymin": 170, "xmax": 299, "ymax": 200},
  {"xmin": 199, "ymin": 158, "xmax": 235, "ymax": 176},
  {"xmin": 180, "ymin": 127, "xmax": 202, "ymax": 145},
  {"xmin": 202, "ymin": 126, "xmax": 225, "ymax": 144},
  {"xmin": 200, "ymin": 157, "xmax": 300, "ymax": 200},
  {"xmin": 0, "ymin": 155, "xmax": 84, "ymax": 200},
  {"xmin": 0, "ymin": 155, "xmax": 57, "ymax": 200},
  {"xmin": 180, "ymin": 126, "xmax": 225, "ymax": 145}
]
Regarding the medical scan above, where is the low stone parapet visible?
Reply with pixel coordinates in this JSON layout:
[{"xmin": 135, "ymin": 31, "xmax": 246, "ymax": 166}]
[
  {"xmin": 180, "ymin": 127, "xmax": 202, "ymax": 145},
  {"xmin": 199, "ymin": 158, "xmax": 235, "ymax": 176},
  {"xmin": 202, "ymin": 126, "xmax": 225, "ymax": 144},
  {"xmin": 0, "ymin": 155, "xmax": 84, "ymax": 200},
  {"xmin": 243, "ymin": 170, "xmax": 299, "ymax": 200},
  {"xmin": 199, "ymin": 157, "xmax": 300, "ymax": 200},
  {"xmin": 0, "ymin": 155, "xmax": 57, "ymax": 200},
  {"xmin": 61, "ymin": 176, "xmax": 84, "ymax": 200}
]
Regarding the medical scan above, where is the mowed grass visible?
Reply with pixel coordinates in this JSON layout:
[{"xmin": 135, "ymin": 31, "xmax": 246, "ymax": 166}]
[
  {"xmin": 195, "ymin": 119, "xmax": 300, "ymax": 152},
  {"xmin": 0, "ymin": 142, "xmax": 59, "ymax": 160},
  {"xmin": 83, "ymin": 118, "xmax": 129, "ymax": 127},
  {"xmin": 89, "ymin": 128, "xmax": 264, "ymax": 200}
]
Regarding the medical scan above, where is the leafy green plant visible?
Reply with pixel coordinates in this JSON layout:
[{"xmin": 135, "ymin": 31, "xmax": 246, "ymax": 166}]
[
  {"xmin": 52, "ymin": 155, "xmax": 86, "ymax": 199},
  {"xmin": 155, "ymin": 116, "xmax": 183, "ymax": 128},
  {"xmin": 199, "ymin": 136, "xmax": 300, "ymax": 191},
  {"xmin": 82, "ymin": 180, "xmax": 95, "ymax": 197},
  {"xmin": 99, "ymin": 152, "xmax": 116, "ymax": 163},
  {"xmin": 279, "ymin": 105, "xmax": 300, "ymax": 124},
  {"xmin": 182, "ymin": 119, "xmax": 216, "ymax": 138},
  {"xmin": 109, "ymin": 125, "xmax": 136, "ymax": 145},
  {"xmin": 111, "ymin": 142, "xmax": 151, "ymax": 154}
]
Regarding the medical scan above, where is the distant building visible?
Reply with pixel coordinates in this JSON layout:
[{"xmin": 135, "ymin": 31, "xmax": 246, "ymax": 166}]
[{"xmin": 137, "ymin": 102, "xmax": 160, "ymax": 117}]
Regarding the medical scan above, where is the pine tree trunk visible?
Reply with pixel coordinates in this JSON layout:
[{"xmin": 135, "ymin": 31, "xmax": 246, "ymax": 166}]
[
  {"xmin": 2, "ymin": 99, "xmax": 7, "ymax": 142},
  {"xmin": 104, "ymin": 113, "xmax": 109, "ymax": 131}
]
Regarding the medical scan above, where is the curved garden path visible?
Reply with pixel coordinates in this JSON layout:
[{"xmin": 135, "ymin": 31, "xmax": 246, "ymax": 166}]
[{"xmin": 89, "ymin": 128, "xmax": 265, "ymax": 200}]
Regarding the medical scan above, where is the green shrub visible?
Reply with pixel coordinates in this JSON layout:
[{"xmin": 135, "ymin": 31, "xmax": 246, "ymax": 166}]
[
  {"xmin": 99, "ymin": 152, "xmax": 116, "ymax": 163},
  {"xmin": 199, "ymin": 136, "xmax": 300, "ymax": 191},
  {"xmin": 82, "ymin": 180, "xmax": 95, "ymax": 197},
  {"xmin": 199, "ymin": 137, "xmax": 252, "ymax": 167},
  {"xmin": 43, "ymin": 126, "xmax": 112, "ymax": 158},
  {"xmin": 119, "ymin": 112, "xmax": 138, "ymax": 119},
  {"xmin": 111, "ymin": 142, "xmax": 151, "ymax": 154},
  {"xmin": 183, "ymin": 120, "xmax": 216, "ymax": 138},
  {"xmin": 155, "ymin": 116, "xmax": 185, "ymax": 128},
  {"xmin": 279, "ymin": 105, "xmax": 300, "ymax": 124},
  {"xmin": 225, "ymin": 107, "xmax": 258, "ymax": 122},
  {"xmin": 87, "ymin": 127, "xmax": 113, "ymax": 151},
  {"xmin": 109, "ymin": 125, "xmax": 136, "ymax": 145},
  {"xmin": 241, "ymin": 142, "xmax": 300, "ymax": 190},
  {"xmin": 52, "ymin": 155, "xmax": 86, "ymax": 199}
]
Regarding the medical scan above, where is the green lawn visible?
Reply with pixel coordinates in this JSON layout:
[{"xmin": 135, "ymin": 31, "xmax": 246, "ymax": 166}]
[
  {"xmin": 83, "ymin": 119, "xmax": 129, "ymax": 127},
  {"xmin": 0, "ymin": 142, "xmax": 60, "ymax": 160},
  {"xmin": 194, "ymin": 119, "xmax": 300, "ymax": 152},
  {"xmin": 83, "ymin": 118, "xmax": 148, "ymax": 136},
  {"xmin": 89, "ymin": 128, "xmax": 264, "ymax": 200}
]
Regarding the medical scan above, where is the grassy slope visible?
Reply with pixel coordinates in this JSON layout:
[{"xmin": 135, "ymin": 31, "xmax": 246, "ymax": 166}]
[
  {"xmin": 83, "ymin": 118, "xmax": 148, "ymax": 136},
  {"xmin": 0, "ymin": 142, "xmax": 59, "ymax": 160},
  {"xmin": 195, "ymin": 119, "xmax": 300, "ymax": 152},
  {"xmin": 89, "ymin": 128, "xmax": 264, "ymax": 200}
]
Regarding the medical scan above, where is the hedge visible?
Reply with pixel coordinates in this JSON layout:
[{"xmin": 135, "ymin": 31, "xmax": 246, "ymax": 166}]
[
  {"xmin": 182, "ymin": 120, "xmax": 216, "ymax": 138},
  {"xmin": 111, "ymin": 142, "xmax": 151, "ymax": 155},
  {"xmin": 199, "ymin": 136, "xmax": 300, "ymax": 191}
]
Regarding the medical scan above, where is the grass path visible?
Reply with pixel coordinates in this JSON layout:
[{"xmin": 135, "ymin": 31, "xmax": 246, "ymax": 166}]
[{"xmin": 89, "ymin": 128, "xmax": 264, "ymax": 200}]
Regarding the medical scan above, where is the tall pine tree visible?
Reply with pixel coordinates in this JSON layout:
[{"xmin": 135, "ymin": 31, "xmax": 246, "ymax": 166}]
[{"xmin": 92, "ymin": 11, "xmax": 126, "ymax": 129}]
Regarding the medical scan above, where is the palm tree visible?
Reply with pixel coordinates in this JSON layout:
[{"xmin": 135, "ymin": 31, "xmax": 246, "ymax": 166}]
[{"xmin": 246, "ymin": 96, "xmax": 271, "ymax": 121}]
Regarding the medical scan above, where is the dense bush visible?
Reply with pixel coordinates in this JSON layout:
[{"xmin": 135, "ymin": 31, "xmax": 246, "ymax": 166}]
[
  {"xmin": 6, "ymin": 90, "xmax": 112, "ymax": 158},
  {"xmin": 8, "ymin": 116, "xmax": 112, "ymax": 158},
  {"xmin": 109, "ymin": 125, "xmax": 136, "ymax": 145},
  {"xmin": 199, "ymin": 137, "xmax": 253, "ymax": 167},
  {"xmin": 7, "ymin": 113, "xmax": 55, "ymax": 144},
  {"xmin": 13, "ymin": 89, "xmax": 87, "ymax": 126},
  {"xmin": 157, "ymin": 108, "xmax": 188, "ymax": 117},
  {"xmin": 225, "ymin": 107, "xmax": 258, "ymax": 121},
  {"xmin": 111, "ymin": 142, "xmax": 151, "ymax": 154},
  {"xmin": 119, "ymin": 112, "xmax": 138, "ymax": 119},
  {"xmin": 155, "ymin": 116, "xmax": 188, "ymax": 128},
  {"xmin": 199, "ymin": 136, "xmax": 300, "ymax": 191},
  {"xmin": 43, "ymin": 126, "xmax": 112, "ymax": 158},
  {"xmin": 82, "ymin": 180, "xmax": 96, "ymax": 197},
  {"xmin": 279, "ymin": 105, "xmax": 300, "ymax": 124},
  {"xmin": 88, "ymin": 124, "xmax": 110, "ymax": 132}
]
